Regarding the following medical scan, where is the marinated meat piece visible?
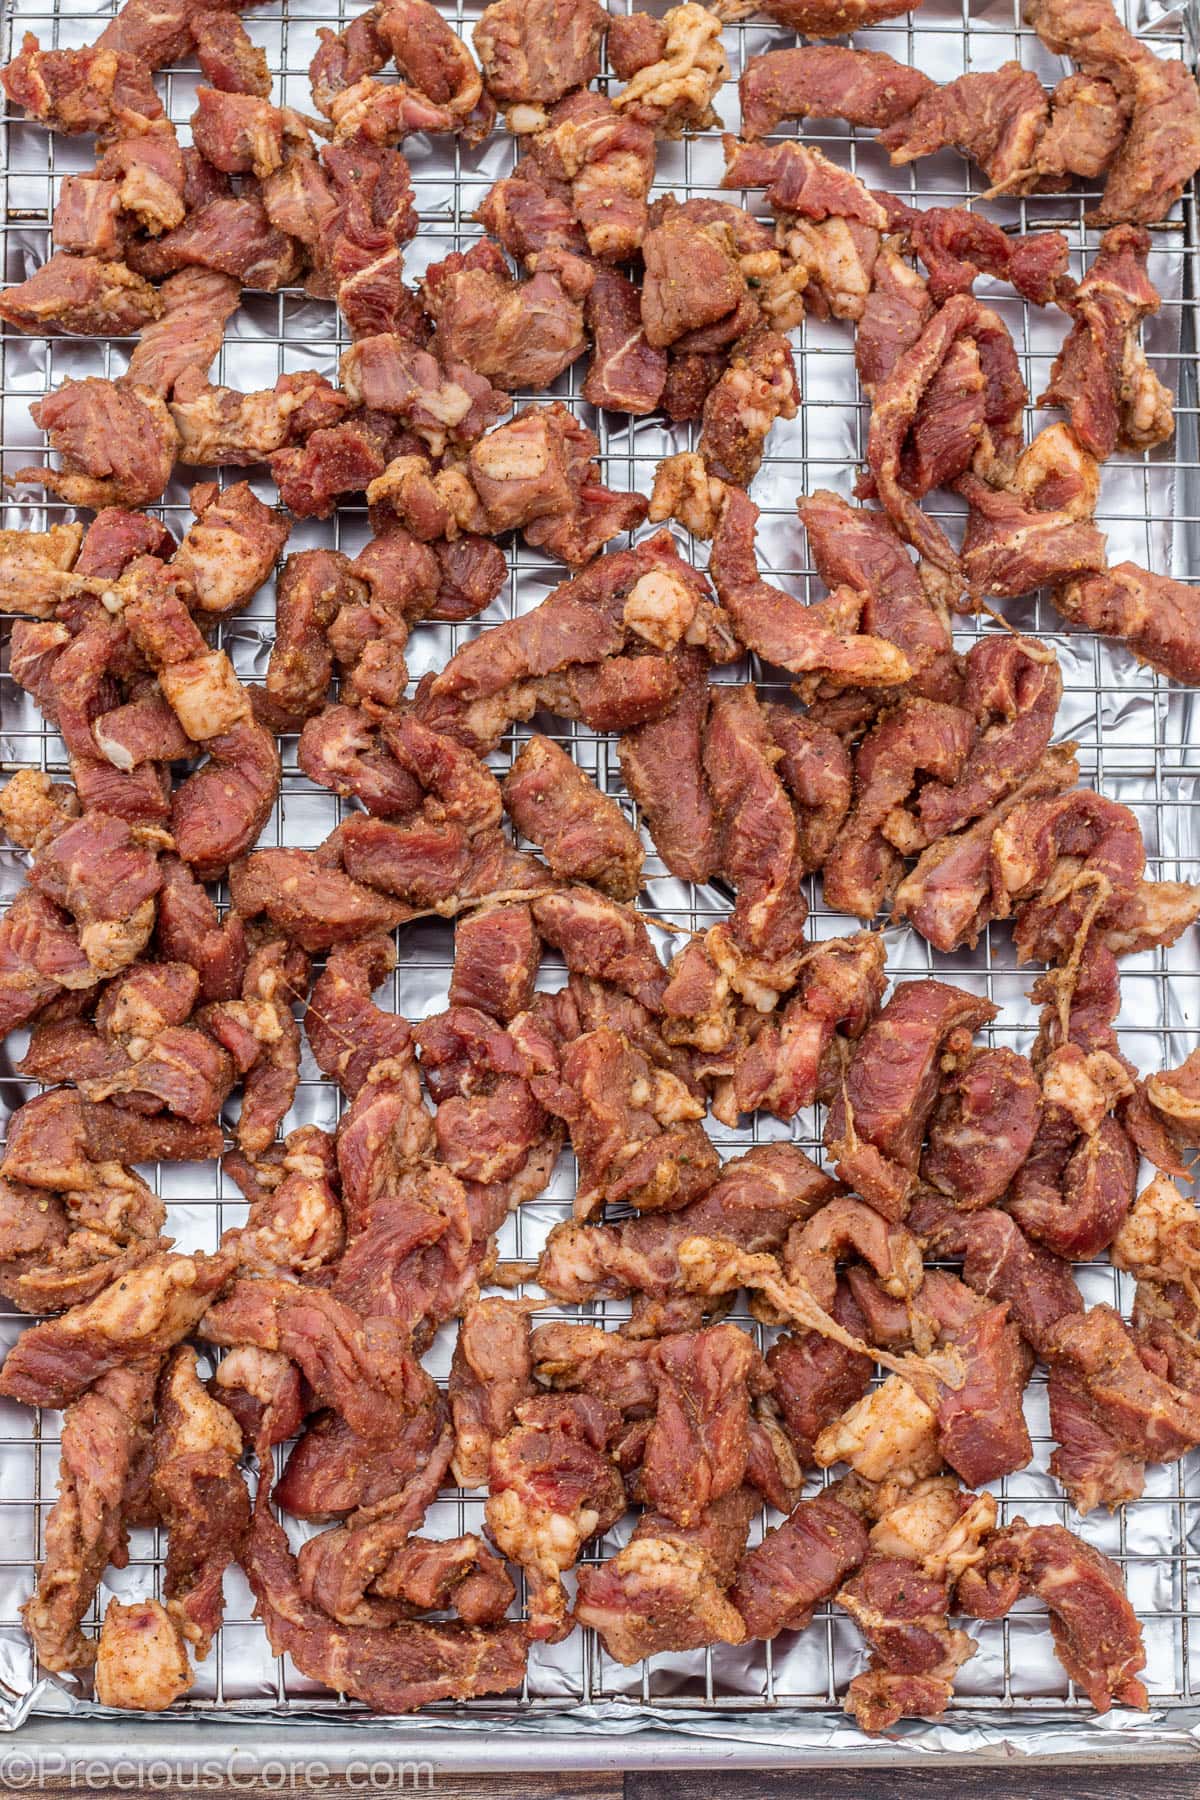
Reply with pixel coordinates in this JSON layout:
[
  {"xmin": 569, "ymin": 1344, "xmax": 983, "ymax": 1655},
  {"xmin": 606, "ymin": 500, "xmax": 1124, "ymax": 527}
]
[
  {"xmin": 1040, "ymin": 225, "xmax": 1173, "ymax": 459},
  {"xmin": 908, "ymin": 1188, "xmax": 1083, "ymax": 1357},
  {"xmin": 921, "ymin": 1046, "xmax": 1042, "ymax": 1209},
  {"xmin": 536, "ymin": 1142, "xmax": 836, "ymax": 1327},
  {"xmin": 609, "ymin": 2, "xmax": 726, "ymax": 138},
  {"xmin": 617, "ymin": 649, "xmax": 716, "ymax": 884},
  {"xmin": 958, "ymin": 1521, "xmax": 1147, "ymax": 1711},
  {"xmin": 155, "ymin": 856, "xmax": 247, "ymax": 1003},
  {"xmin": 17, "ymin": 379, "xmax": 178, "ymax": 511},
  {"xmin": 30, "ymin": 810, "xmax": 161, "ymax": 980},
  {"xmin": 527, "ymin": 894, "xmax": 657, "ymax": 1018},
  {"xmin": 93, "ymin": 1598, "xmax": 191, "ymax": 1711},
  {"xmin": 579, "ymin": 268, "xmax": 667, "ymax": 415},
  {"xmin": 303, "ymin": 934, "xmax": 412, "ymax": 1103},
  {"xmin": 698, "ymin": 326, "xmax": 797, "ymax": 487},
  {"xmin": 640, "ymin": 1325, "xmax": 760, "ymax": 1527},
  {"xmin": 339, "ymin": 334, "xmax": 508, "ymax": 457},
  {"xmin": 742, "ymin": 0, "xmax": 924, "ymax": 33},
  {"xmin": 1044, "ymin": 1301, "xmax": 1200, "ymax": 1485},
  {"xmin": 740, "ymin": 46, "xmax": 932, "ymax": 139},
  {"xmin": 270, "ymin": 411, "xmax": 403, "ymax": 520},
  {"xmin": 323, "ymin": 75, "xmax": 454, "ymax": 145},
  {"xmin": 823, "ymin": 698, "xmax": 974, "ymax": 921},
  {"xmin": 449, "ymin": 905, "xmax": 540, "ymax": 1023},
  {"xmin": 230, "ymin": 847, "xmax": 408, "ymax": 949},
  {"xmin": 915, "ymin": 636, "xmax": 1062, "ymax": 844},
  {"xmin": 124, "ymin": 269, "xmax": 242, "ymax": 400},
  {"xmin": 1056, "ymin": 560, "xmax": 1200, "ymax": 685},
  {"xmin": 331, "ymin": 1165, "xmax": 475, "ymax": 1346},
  {"xmin": 884, "ymin": 203, "xmax": 1071, "ymax": 310},
  {"xmin": 486, "ymin": 1393, "xmax": 624, "ymax": 1640},
  {"xmin": 503, "ymin": 735, "xmax": 643, "ymax": 901},
  {"xmin": 539, "ymin": 1025, "xmax": 716, "ymax": 1220},
  {"xmin": 21, "ymin": 1364, "xmax": 158, "ymax": 1673},
  {"xmin": 767, "ymin": 1285, "xmax": 874, "ymax": 1466},
  {"xmin": 0, "ymin": 1248, "xmax": 234, "ymax": 1410},
  {"xmin": 245, "ymin": 1481, "xmax": 529, "ymax": 1711},
  {"xmin": 201, "ymin": 1280, "xmax": 434, "ymax": 1439},
  {"xmin": 0, "ymin": 890, "xmax": 95, "ymax": 1035},
  {"xmin": 918, "ymin": 758, "xmax": 1060, "ymax": 943},
  {"xmin": 640, "ymin": 204, "xmax": 746, "ymax": 350},
  {"xmin": 989, "ymin": 786, "xmax": 1145, "ymax": 964},
  {"xmin": 879, "ymin": 62, "xmax": 1050, "ymax": 192},
  {"xmin": 1025, "ymin": 0, "xmax": 1200, "ymax": 225},
  {"xmin": 191, "ymin": 87, "xmax": 312, "ymax": 181},
  {"xmin": 824, "ymin": 979, "xmax": 998, "ymax": 1219},
  {"xmin": 797, "ymin": 487, "xmax": 959, "ymax": 718},
  {"xmin": 379, "ymin": 0, "xmax": 489, "ymax": 132},
  {"xmin": 421, "ymin": 241, "xmax": 589, "ymax": 394},
  {"xmin": 957, "ymin": 475, "xmax": 1107, "ymax": 607},
  {"xmin": 317, "ymin": 139, "xmax": 422, "ymax": 339},
  {"xmin": 528, "ymin": 91, "xmax": 655, "ymax": 262},
  {"xmin": 276, "ymin": 1390, "xmax": 450, "ymax": 1520},
  {"xmin": 192, "ymin": 10, "xmax": 270, "ymax": 94},
  {"xmin": 423, "ymin": 532, "xmax": 707, "ymax": 729},
  {"xmin": 703, "ymin": 682, "xmax": 810, "ymax": 967},
  {"xmin": 0, "ymin": 252, "xmax": 162, "ymax": 338},
  {"xmin": 864, "ymin": 294, "xmax": 1023, "ymax": 573},
  {"xmin": 297, "ymin": 704, "xmax": 424, "ymax": 817},
  {"xmin": 1007, "ymin": 1052, "xmax": 1138, "ymax": 1259},
  {"xmin": 733, "ymin": 1489, "xmax": 869, "ymax": 1641},
  {"xmin": 52, "ymin": 177, "xmax": 123, "ymax": 258},
  {"xmin": 730, "ymin": 933, "xmax": 886, "ymax": 1122},
  {"xmin": 473, "ymin": 0, "xmax": 604, "ymax": 111},
  {"xmin": 1, "ymin": 33, "xmax": 165, "ymax": 136},
  {"xmin": 575, "ymin": 1489, "xmax": 753, "ymax": 1663},
  {"xmin": 127, "ymin": 191, "xmax": 302, "ymax": 291},
  {"xmin": 172, "ymin": 480, "xmax": 290, "ymax": 619},
  {"xmin": 905, "ymin": 1272, "xmax": 1033, "ymax": 1487},
  {"xmin": 151, "ymin": 1347, "xmax": 249, "ymax": 1661},
  {"xmin": 449, "ymin": 1297, "xmax": 534, "ymax": 1487},
  {"xmin": 837, "ymin": 1481, "xmax": 994, "ymax": 1732},
  {"xmin": 170, "ymin": 368, "xmax": 347, "ymax": 467}
]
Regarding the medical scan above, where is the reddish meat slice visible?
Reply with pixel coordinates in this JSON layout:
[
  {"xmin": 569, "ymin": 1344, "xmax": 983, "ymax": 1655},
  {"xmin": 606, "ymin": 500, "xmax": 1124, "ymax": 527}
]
[
  {"xmin": 909, "ymin": 1188, "xmax": 1083, "ymax": 1357},
  {"xmin": 503, "ymin": 734, "xmax": 643, "ymax": 901},
  {"xmin": 583, "ymin": 268, "xmax": 667, "ymax": 415},
  {"xmin": 304, "ymin": 934, "xmax": 413, "ymax": 1101},
  {"xmin": 618, "ymin": 649, "xmax": 717, "ymax": 885},
  {"xmin": 958, "ymin": 1521, "xmax": 1147, "ymax": 1712},
  {"xmin": 531, "ymin": 887, "xmax": 667, "ymax": 1011},
  {"xmin": 18, "ymin": 379, "xmax": 178, "ymax": 511},
  {"xmin": 245, "ymin": 1482, "xmax": 529, "ymax": 1711},
  {"xmin": 797, "ymin": 488, "xmax": 957, "ymax": 705},
  {"xmin": 825, "ymin": 979, "xmax": 997, "ymax": 1218},
  {"xmin": 449, "ymin": 1296, "xmax": 534, "ymax": 1487},
  {"xmin": 641, "ymin": 1325, "xmax": 760, "ymax": 1527},
  {"xmin": 879, "ymin": 61, "xmax": 1050, "ymax": 191},
  {"xmin": 422, "ymin": 240, "xmax": 589, "ymax": 393},
  {"xmin": 989, "ymin": 785, "xmax": 1145, "ymax": 964},
  {"xmin": 128, "ymin": 194, "xmax": 301, "ymax": 291},
  {"xmin": 823, "ymin": 698, "xmax": 974, "ymax": 921},
  {"xmin": 1039, "ymin": 224, "xmax": 1172, "ymax": 459},
  {"xmin": 486, "ymin": 1393, "xmax": 624, "ymax": 1640},
  {"xmin": 921, "ymin": 1045, "xmax": 1042, "ymax": 1208},
  {"xmin": 2, "ymin": 33, "xmax": 164, "ymax": 136},
  {"xmin": 230, "ymin": 848, "xmax": 410, "ymax": 950},
  {"xmin": 916, "ymin": 635, "xmax": 1062, "ymax": 843},
  {"xmin": 20, "ymin": 1363, "xmax": 158, "ymax": 1673},
  {"xmin": 767, "ymin": 1284, "xmax": 874, "ymax": 1465},
  {"xmin": 740, "ymin": 45, "xmax": 933, "ymax": 139},
  {"xmin": 192, "ymin": 11, "xmax": 270, "ymax": 95},
  {"xmin": 575, "ymin": 1489, "xmax": 753, "ymax": 1664},
  {"xmin": 201, "ymin": 1280, "xmax": 433, "ymax": 1440},
  {"xmin": 473, "ymin": 0, "xmax": 605, "ymax": 108},
  {"xmin": 125, "ymin": 269, "xmax": 242, "ymax": 401},
  {"xmin": 0, "ymin": 253, "xmax": 162, "ymax": 338},
  {"xmin": 450, "ymin": 904, "xmax": 540, "ymax": 1022},
  {"xmin": 151, "ymin": 1347, "xmax": 249, "ymax": 1662},
  {"xmin": 0, "ymin": 1249, "xmax": 234, "ymax": 1410},
  {"xmin": 1056, "ymin": 561, "xmax": 1200, "ymax": 685},
  {"xmin": 732, "ymin": 1490, "xmax": 868, "ymax": 1640}
]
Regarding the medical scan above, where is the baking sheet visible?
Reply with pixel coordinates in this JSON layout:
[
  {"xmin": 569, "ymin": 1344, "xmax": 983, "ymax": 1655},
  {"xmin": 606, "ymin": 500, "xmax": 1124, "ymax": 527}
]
[{"xmin": 1, "ymin": 0, "xmax": 1200, "ymax": 1763}]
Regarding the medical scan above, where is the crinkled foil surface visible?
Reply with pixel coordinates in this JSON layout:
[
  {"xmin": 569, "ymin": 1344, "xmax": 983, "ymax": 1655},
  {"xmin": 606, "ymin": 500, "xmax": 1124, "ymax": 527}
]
[{"xmin": 1, "ymin": 0, "xmax": 1200, "ymax": 1766}]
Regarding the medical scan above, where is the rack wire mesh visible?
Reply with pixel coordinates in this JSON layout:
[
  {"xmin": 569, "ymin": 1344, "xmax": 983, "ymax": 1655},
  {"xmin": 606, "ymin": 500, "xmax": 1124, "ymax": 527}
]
[{"xmin": 0, "ymin": 0, "xmax": 1199, "ymax": 1748}]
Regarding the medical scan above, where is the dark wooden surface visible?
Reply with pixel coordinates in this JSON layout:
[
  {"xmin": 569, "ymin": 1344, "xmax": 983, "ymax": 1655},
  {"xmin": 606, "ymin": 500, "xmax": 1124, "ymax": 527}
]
[{"xmin": 39, "ymin": 1767, "xmax": 1200, "ymax": 1798}]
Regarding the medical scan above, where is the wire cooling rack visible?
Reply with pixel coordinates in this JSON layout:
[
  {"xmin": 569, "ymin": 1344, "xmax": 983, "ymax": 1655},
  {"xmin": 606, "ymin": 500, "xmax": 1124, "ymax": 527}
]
[{"xmin": 1, "ymin": 0, "xmax": 1200, "ymax": 1755}]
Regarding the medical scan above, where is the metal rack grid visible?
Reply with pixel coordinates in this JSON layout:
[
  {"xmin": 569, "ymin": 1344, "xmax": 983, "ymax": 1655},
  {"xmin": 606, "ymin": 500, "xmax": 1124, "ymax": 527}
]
[{"xmin": 0, "ymin": 0, "xmax": 1199, "ymax": 1746}]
